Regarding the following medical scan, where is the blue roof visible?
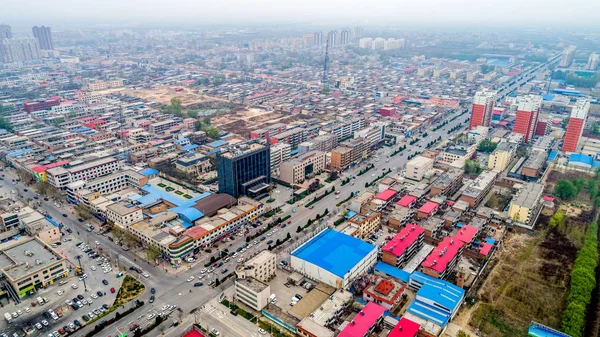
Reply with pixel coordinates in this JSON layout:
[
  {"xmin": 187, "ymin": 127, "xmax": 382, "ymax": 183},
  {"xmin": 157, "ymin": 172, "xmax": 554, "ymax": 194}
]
[
  {"xmin": 528, "ymin": 322, "xmax": 572, "ymax": 337},
  {"xmin": 407, "ymin": 299, "xmax": 451, "ymax": 326},
  {"xmin": 410, "ymin": 271, "xmax": 465, "ymax": 296},
  {"xmin": 207, "ymin": 140, "xmax": 228, "ymax": 148},
  {"xmin": 374, "ymin": 261, "xmax": 410, "ymax": 283},
  {"xmin": 139, "ymin": 168, "xmax": 159, "ymax": 177},
  {"xmin": 177, "ymin": 208, "xmax": 204, "ymax": 223},
  {"xmin": 568, "ymin": 154, "xmax": 600, "ymax": 168},
  {"xmin": 345, "ymin": 210, "xmax": 357, "ymax": 219},
  {"xmin": 548, "ymin": 152, "xmax": 557, "ymax": 161},
  {"xmin": 542, "ymin": 94, "xmax": 555, "ymax": 101},
  {"xmin": 182, "ymin": 144, "xmax": 199, "ymax": 152},
  {"xmin": 407, "ymin": 272, "xmax": 465, "ymax": 327},
  {"xmin": 174, "ymin": 138, "xmax": 189, "ymax": 145},
  {"xmin": 291, "ymin": 228, "xmax": 376, "ymax": 278},
  {"xmin": 45, "ymin": 216, "xmax": 60, "ymax": 227},
  {"xmin": 485, "ymin": 238, "xmax": 496, "ymax": 244},
  {"xmin": 290, "ymin": 149, "xmax": 299, "ymax": 156},
  {"xmin": 5, "ymin": 148, "xmax": 32, "ymax": 158},
  {"xmin": 139, "ymin": 184, "xmax": 210, "ymax": 207}
]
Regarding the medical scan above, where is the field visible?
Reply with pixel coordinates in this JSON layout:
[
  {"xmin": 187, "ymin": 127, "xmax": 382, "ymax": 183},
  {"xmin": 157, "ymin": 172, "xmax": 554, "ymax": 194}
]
[
  {"xmin": 121, "ymin": 86, "xmax": 227, "ymax": 107},
  {"xmin": 469, "ymin": 227, "xmax": 577, "ymax": 336},
  {"xmin": 211, "ymin": 108, "xmax": 301, "ymax": 135}
]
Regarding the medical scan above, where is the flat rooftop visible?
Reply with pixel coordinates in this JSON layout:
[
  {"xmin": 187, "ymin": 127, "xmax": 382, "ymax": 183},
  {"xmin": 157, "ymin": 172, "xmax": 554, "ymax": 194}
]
[
  {"xmin": 512, "ymin": 182, "xmax": 544, "ymax": 209},
  {"xmin": 289, "ymin": 282, "xmax": 336, "ymax": 320},
  {"xmin": 0, "ymin": 238, "xmax": 63, "ymax": 280},
  {"xmin": 291, "ymin": 228, "xmax": 375, "ymax": 278},
  {"xmin": 236, "ymin": 276, "xmax": 268, "ymax": 293}
]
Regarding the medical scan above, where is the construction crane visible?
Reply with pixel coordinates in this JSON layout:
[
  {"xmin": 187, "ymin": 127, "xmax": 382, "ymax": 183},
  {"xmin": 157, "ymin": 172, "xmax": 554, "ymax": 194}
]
[{"xmin": 322, "ymin": 38, "xmax": 330, "ymax": 91}]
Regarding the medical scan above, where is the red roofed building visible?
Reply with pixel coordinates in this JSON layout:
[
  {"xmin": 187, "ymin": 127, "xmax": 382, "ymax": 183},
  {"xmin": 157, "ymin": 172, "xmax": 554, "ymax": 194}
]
[
  {"xmin": 32, "ymin": 160, "xmax": 70, "ymax": 182},
  {"xmin": 381, "ymin": 225, "xmax": 424, "ymax": 267},
  {"xmin": 338, "ymin": 302, "xmax": 386, "ymax": 337},
  {"xmin": 380, "ymin": 107, "xmax": 397, "ymax": 116},
  {"xmin": 421, "ymin": 237, "xmax": 464, "ymax": 279},
  {"xmin": 397, "ymin": 195, "xmax": 416, "ymax": 208},
  {"xmin": 23, "ymin": 97, "xmax": 60, "ymax": 113},
  {"xmin": 362, "ymin": 276, "xmax": 407, "ymax": 310},
  {"xmin": 376, "ymin": 189, "xmax": 397, "ymax": 202},
  {"xmin": 453, "ymin": 225, "xmax": 479, "ymax": 245},
  {"xmin": 479, "ymin": 243, "xmax": 493, "ymax": 256},
  {"xmin": 388, "ymin": 317, "xmax": 420, "ymax": 337},
  {"xmin": 417, "ymin": 201, "xmax": 439, "ymax": 219}
]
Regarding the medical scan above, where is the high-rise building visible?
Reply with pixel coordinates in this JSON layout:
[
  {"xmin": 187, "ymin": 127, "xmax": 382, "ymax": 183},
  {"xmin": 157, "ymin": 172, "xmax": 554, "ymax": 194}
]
[
  {"xmin": 340, "ymin": 29, "xmax": 350, "ymax": 45},
  {"xmin": 327, "ymin": 30, "xmax": 337, "ymax": 47},
  {"xmin": 372, "ymin": 37, "xmax": 386, "ymax": 50},
  {"xmin": 514, "ymin": 95, "xmax": 542, "ymax": 143},
  {"xmin": 313, "ymin": 31, "xmax": 323, "ymax": 45},
  {"xmin": 562, "ymin": 100, "xmax": 590, "ymax": 153},
  {"xmin": 585, "ymin": 53, "xmax": 599, "ymax": 71},
  {"xmin": 32, "ymin": 26, "xmax": 54, "ymax": 50},
  {"xmin": 302, "ymin": 34, "xmax": 314, "ymax": 48},
  {"xmin": 359, "ymin": 37, "xmax": 373, "ymax": 49},
  {"xmin": 559, "ymin": 45, "xmax": 576, "ymax": 68},
  {"xmin": 0, "ymin": 24, "xmax": 11, "ymax": 39},
  {"xmin": 352, "ymin": 26, "xmax": 364, "ymax": 40},
  {"xmin": 1, "ymin": 37, "xmax": 41, "ymax": 63},
  {"xmin": 216, "ymin": 142, "xmax": 271, "ymax": 198},
  {"xmin": 469, "ymin": 88, "xmax": 496, "ymax": 130}
]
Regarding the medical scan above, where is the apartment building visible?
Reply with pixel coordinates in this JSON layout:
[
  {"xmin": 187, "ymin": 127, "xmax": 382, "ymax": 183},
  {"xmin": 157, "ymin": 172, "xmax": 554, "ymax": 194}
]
[
  {"xmin": 381, "ymin": 225, "xmax": 424, "ymax": 267},
  {"xmin": 488, "ymin": 142, "xmax": 517, "ymax": 172},
  {"xmin": 249, "ymin": 123, "xmax": 286, "ymax": 139},
  {"xmin": 354, "ymin": 123, "xmax": 385, "ymax": 148},
  {"xmin": 279, "ymin": 151, "xmax": 326, "ymax": 185},
  {"xmin": 430, "ymin": 169, "xmax": 464, "ymax": 197},
  {"xmin": 405, "ymin": 155, "xmax": 434, "ymax": 181},
  {"xmin": 234, "ymin": 276, "xmax": 271, "ymax": 311},
  {"xmin": 47, "ymin": 157, "xmax": 120, "ymax": 189},
  {"xmin": 460, "ymin": 170, "xmax": 497, "ymax": 208},
  {"xmin": 327, "ymin": 118, "xmax": 365, "ymax": 141},
  {"xmin": 330, "ymin": 146, "xmax": 353, "ymax": 171},
  {"xmin": 148, "ymin": 119, "xmax": 180, "ymax": 134},
  {"xmin": 348, "ymin": 211, "xmax": 381, "ymax": 239},
  {"xmin": 270, "ymin": 142, "xmax": 291, "ymax": 171},
  {"xmin": 23, "ymin": 97, "xmax": 60, "ymax": 113},
  {"xmin": 508, "ymin": 182, "xmax": 544, "ymax": 228},
  {"xmin": 421, "ymin": 237, "xmax": 464, "ymax": 279},
  {"xmin": 106, "ymin": 201, "xmax": 144, "ymax": 228},
  {"xmin": 298, "ymin": 133, "xmax": 338, "ymax": 153},
  {"xmin": 272, "ymin": 128, "xmax": 306, "ymax": 148},
  {"xmin": 235, "ymin": 250, "xmax": 276, "ymax": 283},
  {"xmin": 521, "ymin": 151, "xmax": 547, "ymax": 178},
  {"xmin": 87, "ymin": 79, "xmax": 125, "ymax": 91}
]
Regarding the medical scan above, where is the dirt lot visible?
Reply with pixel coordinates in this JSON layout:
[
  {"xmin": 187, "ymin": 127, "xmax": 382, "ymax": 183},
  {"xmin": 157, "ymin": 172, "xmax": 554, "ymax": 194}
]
[
  {"xmin": 121, "ymin": 87, "xmax": 226, "ymax": 107},
  {"xmin": 467, "ymin": 228, "xmax": 577, "ymax": 336},
  {"xmin": 211, "ymin": 108, "xmax": 301, "ymax": 135}
]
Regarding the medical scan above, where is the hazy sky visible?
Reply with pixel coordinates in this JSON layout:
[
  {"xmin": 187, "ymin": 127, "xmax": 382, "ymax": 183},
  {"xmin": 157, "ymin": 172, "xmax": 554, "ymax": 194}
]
[{"xmin": 1, "ymin": 0, "xmax": 599, "ymax": 28}]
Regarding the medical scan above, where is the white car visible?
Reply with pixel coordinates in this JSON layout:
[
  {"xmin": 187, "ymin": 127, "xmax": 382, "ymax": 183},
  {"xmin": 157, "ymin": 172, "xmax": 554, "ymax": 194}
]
[
  {"xmin": 210, "ymin": 328, "xmax": 220, "ymax": 336},
  {"xmin": 81, "ymin": 299, "xmax": 88, "ymax": 305},
  {"xmin": 42, "ymin": 320, "xmax": 49, "ymax": 326},
  {"xmin": 94, "ymin": 241, "xmax": 100, "ymax": 246},
  {"xmin": 91, "ymin": 294, "xmax": 98, "ymax": 299},
  {"xmin": 200, "ymin": 268, "xmax": 207, "ymax": 274},
  {"xmin": 87, "ymin": 298, "xmax": 93, "ymax": 304},
  {"xmin": 187, "ymin": 276, "xmax": 195, "ymax": 282},
  {"xmin": 24, "ymin": 307, "xmax": 31, "ymax": 313},
  {"xmin": 91, "ymin": 266, "xmax": 97, "ymax": 271},
  {"xmin": 17, "ymin": 310, "xmax": 22, "ymax": 316},
  {"xmin": 56, "ymin": 290, "xmax": 64, "ymax": 295},
  {"xmin": 71, "ymin": 284, "xmax": 78, "ymax": 289},
  {"xmin": 258, "ymin": 328, "xmax": 267, "ymax": 335},
  {"xmin": 147, "ymin": 313, "xmax": 156, "ymax": 320},
  {"xmin": 142, "ymin": 272, "xmax": 149, "ymax": 278}
]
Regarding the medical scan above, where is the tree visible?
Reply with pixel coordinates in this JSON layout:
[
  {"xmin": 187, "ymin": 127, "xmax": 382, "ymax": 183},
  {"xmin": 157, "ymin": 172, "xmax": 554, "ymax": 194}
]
[
  {"xmin": 555, "ymin": 180, "xmax": 577, "ymax": 200},
  {"xmin": 206, "ymin": 126, "xmax": 220, "ymax": 139},
  {"xmin": 112, "ymin": 226, "xmax": 124, "ymax": 242},
  {"xmin": 286, "ymin": 232, "xmax": 291, "ymax": 240},
  {"xmin": 146, "ymin": 244, "xmax": 161, "ymax": 263},
  {"xmin": 328, "ymin": 171, "xmax": 339, "ymax": 181},
  {"xmin": 549, "ymin": 210, "xmax": 566, "ymax": 233},
  {"xmin": 296, "ymin": 226, "xmax": 302, "ymax": 233},
  {"xmin": 194, "ymin": 121, "xmax": 203, "ymax": 131},
  {"xmin": 457, "ymin": 331, "xmax": 470, "ymax": 337},
  {"xmin": 561, "ymin": 117, "xmax": 570, "ymax": 129},
  {"xmin": 215, "ymin": 278, "xmax": 221, "ymax": 286},
  {"xmin": 203, "ymin": 117, "xmax": 211, "ymax": 126},
  {"xmin": 170, "ymin": 97, "xmax": 183, "ymax": 115},
  {"xmin": 477, "ymin": 139, "xmax": 498, "ymax": 153},
  {"xmin": 188, "ymin": 110, "xmax": 199, "ymax": 118},
  {"xmin": 75, "ymin": 204, "xmax": 93, "ymax": 220}
]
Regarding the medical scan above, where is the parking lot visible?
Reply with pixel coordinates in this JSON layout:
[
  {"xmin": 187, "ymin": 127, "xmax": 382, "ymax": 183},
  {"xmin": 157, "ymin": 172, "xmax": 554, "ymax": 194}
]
[{"xmin": 0, "ymin": 234, "xmax": 125, "ymax": 337}]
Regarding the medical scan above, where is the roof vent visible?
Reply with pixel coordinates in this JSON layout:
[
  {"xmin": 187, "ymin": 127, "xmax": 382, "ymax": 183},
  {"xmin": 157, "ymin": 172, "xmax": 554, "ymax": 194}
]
[
  {"xmin": 360, "ymin": 311, "xmax": 365, "ymax": 316},
  {"xmin": 351, "ymin": 320, "xmax": 355, "ymax": 325}
]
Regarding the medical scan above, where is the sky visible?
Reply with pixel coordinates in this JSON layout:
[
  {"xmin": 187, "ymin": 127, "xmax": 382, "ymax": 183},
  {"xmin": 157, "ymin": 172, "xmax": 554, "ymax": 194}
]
[{"xmin": 1, "ymin": 0, "xmax": 599, "ymax": 29}]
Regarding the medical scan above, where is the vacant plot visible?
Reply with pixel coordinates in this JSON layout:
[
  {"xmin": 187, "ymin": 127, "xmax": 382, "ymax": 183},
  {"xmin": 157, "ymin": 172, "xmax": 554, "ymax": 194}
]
[
  {"xmin": 121, "ymin": 86, "xmax": 226, "ymax": 107},
  {"xmin": 113, "ymin": 275, "xmax": 145, "ymax": 307},
  {"xmin": 469, "ymin": 228, "xmax": 577, "ymax": 336},
  {"xmin": 485, "ymin": 192, "xmax": 512, "ymax": 212}
]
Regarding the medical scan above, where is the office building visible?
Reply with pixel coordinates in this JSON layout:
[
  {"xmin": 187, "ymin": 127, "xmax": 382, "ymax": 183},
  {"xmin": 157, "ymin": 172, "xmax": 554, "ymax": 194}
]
[
  {"xmin": 340, "ymin": 29, "xmax": 350, "ymax": 45},
  {"xmin": 469, "ymin": 89, "xmax": 496, "ymax": 130},
  {"xmin": 0, "ymin": 24, "xmax": 11, "ymax": 39},
  {"xmin": 279, "ymin": 151, "xmax": 326, "ymax": 185},
  {"xmin": 216, "ymin": 142, "xmax": 271, "ymax": 198},
  {"xmin": 381, "ymin": 225, "xmax": 424, "ymax": 267},
  {"xmin": 0, "ymin": 238, "xmax": 69, "ymax": 298},
  {"xmin": 1, "ymin": 37, "xmax": 40, "ymax": 63},
  {"xmin": 32, "ymin": 26, "xmax": 54, "ymax": 50},
  {"xmin": 234, "ymin": 276, "xmax": 270, "ymax": 311},
  {"xmin": 291, "ymin": 228, "xmax": 377, "ymax": 288},
  {"xmin": 585, "ymin": 53, "xmax": 599, "ymax": 71},
  {"xmin": 562, "ymin": 99, "xmax": 590, "ymax": 153},
  {"xmin": 327, "ymin": 30, "xmax": 337, "ymax": 47},
  {"xmin": 559, "ymin": 45, "xmax": 576, "ymax": 67},
  {"xmin": 514, "ymin": 95, "xmax": 542, "ymax": 143},
  {"xmin": 508, "ymin": 182, "xmax": 544, "ymax": 228},
  {"xmin": 405, "ymin": 155, "xmax": 434, "ymax": 181},
  {"xmin": 235, "ymin": 250, "xmax": 276, "ymax": 283},
  {"xmin": 314, "ymin": 31, "xmax": 323, "ymax": 45}
]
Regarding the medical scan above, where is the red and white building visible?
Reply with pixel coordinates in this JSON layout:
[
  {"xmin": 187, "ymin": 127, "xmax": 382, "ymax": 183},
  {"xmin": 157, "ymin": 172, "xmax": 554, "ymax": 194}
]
[
  {"xmin": 362, "ymin": 276, "xmax": 406, "ymax": 310},
  {"xmin": 514, "ymin": 95, "xmax": 542, "ymax": 143},
  {"xmin": 381, "ymin": 225, "xmax": 424, "ymax": 267},
  {"xmin": 562, "ymin": 99, "xmax": 590, "ymax": 153},
  {"xmin": 421, "ymin": 237, "xmax": 464, "ymax": 279},
  {"xmin": 469, "ymin": 89, "xmax": 496, "ymax": 130}
]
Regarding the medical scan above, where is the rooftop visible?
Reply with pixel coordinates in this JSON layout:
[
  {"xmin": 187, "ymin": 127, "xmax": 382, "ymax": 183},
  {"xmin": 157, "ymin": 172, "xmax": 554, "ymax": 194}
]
[
  {"xmin": 337, "ymin": 302, "xmax": 386, "ymax": 337},
  {"xmin": 291, "ymin": 228, "xmax": 376, "ymax": 278},
  {"xmin": 397, "ymin": 195, "xmax": 416, "ymax": 208},
  {"xmin": 235, "ymin": 276, "xmax": 268, "ymax": 293},
  {"xmin": 418, "ymin": 202, "xmax": 438, "ymax": 215},
  {"xmin": 523, "ymin": 151, "xmax": 547, "ymax": 170},
  {"xmin": 375, "ymin": 189, "xmax": 397, "ymax": 202},
  {"xmin": 0, "ymin": 238, "xmax": 64, "ymax": 280},
  {"xmin": 289, "ymin": 282, "xmax": 336, "ymax": 320},
  {"xmin": 382, "ymin": 225, "xmax": 424, "ymax": 257},
  {"xmin": 388, "ymin": 317, "xmax": 421, "ymax": 337},
  {"xmin": 511, "ymin": 182, "xmax": 544, "ymax": 209},
  {"xmin": 453, "ymin": 225, "xmax": 478, "ymax": 243},
  {"xmin": 421, "ymin": 237, "xmax": 463, "ymax": 273}
]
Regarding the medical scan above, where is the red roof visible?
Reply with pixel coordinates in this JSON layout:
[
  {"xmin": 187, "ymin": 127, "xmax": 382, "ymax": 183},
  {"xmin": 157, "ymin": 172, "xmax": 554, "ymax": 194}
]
[
  {"xmin": 422, "ymin": 237, "xmax": 463, "ymax": 273},
  {"xmin": 479, "ymin": 243, "xmax": 493, "ymax": 256},
  {"xmin": 388, "ymin": 317, "xmax": 421, "ymax": 337},
  {"xmin": 338, "ymin": 302, "xmax": 386, "ymax": 337},
  {"xmin": 32, "ymin": 160, "xmax": 70, "ymax": 173},
  {"xmin": 382, "ymin": 225, "xmax": 424, "ymax": 257},
  {"xmin": 376, "ymin": 189, "xmax": 397, "ymax": 202},
  {"xmin": 182, "ymin": 328, "xmax": 205, "ymax": 337},
  {"xmin": 185, "ymin": 226, "xmax": 208, "ymax": 240},
  {"xmin": 397, "ymin": 195, "xmax": 416, "ymax": 208},
  {"xmin": 497, "ymin": 121, "xmax": 509, "ymax": 126},
  {"xmin": 543, "ymin": 196, "xmax": 554, "ymax": 202},
  {"xmin": 418, "ymin": 202, "xmax": 438, "ymax": 215},
  {"xmin": 453, "ymin": 225, "xmax": 478, "ymax": 244}
]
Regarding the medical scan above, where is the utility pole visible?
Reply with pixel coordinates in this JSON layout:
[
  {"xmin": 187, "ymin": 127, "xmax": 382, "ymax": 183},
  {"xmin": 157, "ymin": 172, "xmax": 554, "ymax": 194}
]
[
  {"xmin": 75, "ymin": 255, "xmax": 88, "ymax": 292},
  {"xmin": 322, "ymin": 38, "xmax": 330, "ymax": 89}
]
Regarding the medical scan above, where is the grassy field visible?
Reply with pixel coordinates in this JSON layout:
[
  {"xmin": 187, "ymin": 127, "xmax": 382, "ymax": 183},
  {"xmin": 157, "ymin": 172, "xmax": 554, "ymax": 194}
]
[
  {"xmin": 469, "ymin": 227, "xmax": 577, "ymax": 336},
  {"xmin": 113, "ymin": 275, "xmax": 145, "ymax": 307}
]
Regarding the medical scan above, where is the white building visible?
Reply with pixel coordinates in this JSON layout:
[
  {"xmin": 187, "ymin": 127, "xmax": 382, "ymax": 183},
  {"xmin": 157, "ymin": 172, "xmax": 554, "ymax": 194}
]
[{"xmin": 270, "ymin": 142, "xmax": 291, "ymax": 171}]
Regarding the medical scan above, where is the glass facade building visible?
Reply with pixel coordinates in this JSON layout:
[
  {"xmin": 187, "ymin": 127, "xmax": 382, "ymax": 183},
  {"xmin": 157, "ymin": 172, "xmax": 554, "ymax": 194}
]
[{"xmin": 217, "ymin": 143, "xmax": 271, "ymax": 198}]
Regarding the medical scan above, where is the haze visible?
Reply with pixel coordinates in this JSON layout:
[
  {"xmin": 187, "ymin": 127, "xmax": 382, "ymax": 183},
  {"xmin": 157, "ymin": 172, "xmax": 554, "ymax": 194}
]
[{"xmin": 1, "ymin": 0, "xmax": 600, "ymax": 28}]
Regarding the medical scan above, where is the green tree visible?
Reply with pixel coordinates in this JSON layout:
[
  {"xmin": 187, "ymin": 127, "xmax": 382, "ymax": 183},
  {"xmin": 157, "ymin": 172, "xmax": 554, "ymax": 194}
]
[
  {"xmin": 170, "ymin": 97, "xmax": 183, "ymax": 114},
  {"xmin": 0, "ymin": 116, "xmax": 13, "ymax": 132},
  {"xmin": 203, "ymin": 117, "xmax": 211, "ymax": 126},
  {"xmin": 188, "ymin": 110, "xmax": 199, "ymax": 118},
  {"xmin": 561, "ymin": 117, "xmax": 570, "ymax": 129},
  {"xmin": 75, "ymin": 204, "xmax": 93, "ymax": 220},
  {"xmin": 206, "ymin": 126, "xmax": 220, "ymax": 139},
  {"xmin": 145, "ymin": 244, "xmax": 161, "ymax": 263},
  {"xmin": 549, "ymin": 210, "xmax": 566, "ymax": 233},
  {"xmin": 554, "ymin": 180, "xmax": 577, "ymax": 200},
  {"xmin": 477, "ymin": 139, "xmax": 498, "ymax": 153},
  {"xmin": 457, "ymin": 331, "xmax": 470, "ymax": 337},
  {"xmin": 588, "ymin": 179, "xmax": 598, "ymax": 200}
]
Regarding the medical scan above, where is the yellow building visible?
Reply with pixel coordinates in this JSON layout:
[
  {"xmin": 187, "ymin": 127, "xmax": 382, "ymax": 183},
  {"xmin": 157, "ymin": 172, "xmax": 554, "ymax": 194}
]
[
  {"xmin": 508, "ymin": 183, "xmax": 544, "ymax": 227},
  {"xmin": 348, "ymin": 211, "xmax": 381, "ymax": 239},
  {"xmin": 488, "ymin": 142, "xmax": 517, "ymax": 172}
]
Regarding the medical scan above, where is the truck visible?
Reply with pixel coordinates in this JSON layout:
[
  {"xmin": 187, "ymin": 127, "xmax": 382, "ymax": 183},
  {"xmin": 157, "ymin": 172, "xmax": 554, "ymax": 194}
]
[{"xmin": 4, "ymin": 312, "xmax": 12, "ymax": 323}]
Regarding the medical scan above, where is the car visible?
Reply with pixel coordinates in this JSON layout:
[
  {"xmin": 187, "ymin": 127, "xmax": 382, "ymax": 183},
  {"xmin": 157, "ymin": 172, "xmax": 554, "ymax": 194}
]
[
  {"xmin": 88, "ymin": 298, "xmax": 93, "ymax": 304},
  {"xmin": 230, "ymin": 310, "xmax": 238, "ymax": 316},
  {"xmin": 97, "ymin": 291, "xmax": 103, "ymax": 297},
  {"xmin": 74, "ymin": 320, "xmax": 81, "ymax": 327},
  {"xmin": 258, "ymin": 328, "xmax": 267, "ymax": 335},
  {"xmin": 151, "ymin": 288, "xmax": 155, "ymax": 294},
  {"xmin": 210, "ymin": 328, "xmax": 220, "ymax": 336},
  {"xmin": 44, "ymin": 197, "xmax": 49, "ymax": 201},
  {"xmin": 295, "ymin": 294, "xmax": 303, "ymax": 300},
  {"xmin": 77, "ymin": 294, "xmax": 84, "ymax": 300},
  {"xmin": 81, "ymin": 299, "xmax": 88, "ymax": 305},
  {"xmin": 147, "ymin": 313, "xmax": 155, "ymax": 320},
  {"xmin": 267, "ymin": 240, "xmax": 273, "ymax": 245},
  {"xmin": 260, "ymin": 236, "xmax": 266, "ymax": 241},
  {"xmin": 17, "ymin": 309, "xmax": 22, "ymax": 315},
  {"xmin": 62, "ymin": 214, "xmax": 67, "ymax": 217},
  {"xmin": 91, "ymin": 266, "xmax": 96, "ymax": 271},
  {"xmin": 102, "ymin": 279, "xmax": 108, "ymax": 285},
  {"xmin": 194, "ymin": 282, "xmax": 203, "ymax": 287},
  {"xmin": 110, "ymin": 288, "xmax": 115, "ymax": 293},
  {"xmin": 88, "ymin": 312, "xmax": 95, "ymax": 318},
  {"xmin": 58, "ymin": 328, "xmax": 65, "ymax": 335},
  {"xmin": 142, "ymin": 272, "xmax": 149, "ymax": 278},
  {"xmin": 221, "ymin": 268, "xmax": 228, "ymax": 274},
  {"xmin": 42, "ymin": 320, "xmax": 49, "ymax": 326},
  {"xmin": 23, "ymin": 188, "xmax": 27, "ymax": 192},
  {"xmin": 187, "ymin": 276, "xmax": 195, "ymax": 282},
  {"xmin": 71, "ymin": 284, "xmax": 78, "ymax": 289},
  {"xmin": 102, "ymin": 304, "xmax": 109, "ymax": 310},
  {"xmin": 93, "ymin": 309, "xmax": 101, "ymax": 315},
  {"xmin": 36, "ymin": 322, "xmax": 43, "ymax": 330},
  {"xmin": 149, "ymin": 296, "xmax": 155, "ymax": 303},
  {"xmin": 82, "ymin": 315, "xmax": 89, "ymax": 322},
  {"xmin": 24, "ymin": 307, "xmax": 31, "ymax": 313},
  {"xmin": 129, "ymin": 324, "xmax": 139, "ymax": 331},
  {"xmin": 200, "ymin": 268, "xmax": 207, "ymax": 274}
]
